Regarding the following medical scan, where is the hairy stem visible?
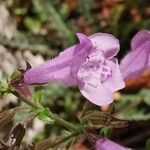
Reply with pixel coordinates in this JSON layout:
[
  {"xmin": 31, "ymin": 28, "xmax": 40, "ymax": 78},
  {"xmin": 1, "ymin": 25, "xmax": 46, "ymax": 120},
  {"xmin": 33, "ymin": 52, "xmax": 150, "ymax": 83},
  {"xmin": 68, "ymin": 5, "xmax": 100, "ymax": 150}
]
[
  {"xmin": 10, "ymin": 90, "xmax": 80, "ymax": 132},
  {"xmin": 53, "ymin": 114, "xmax": 79, "ymax": 132},
  {"xmin": 11, "ymin": 91, "xmax": 39, "ymax": 109}
]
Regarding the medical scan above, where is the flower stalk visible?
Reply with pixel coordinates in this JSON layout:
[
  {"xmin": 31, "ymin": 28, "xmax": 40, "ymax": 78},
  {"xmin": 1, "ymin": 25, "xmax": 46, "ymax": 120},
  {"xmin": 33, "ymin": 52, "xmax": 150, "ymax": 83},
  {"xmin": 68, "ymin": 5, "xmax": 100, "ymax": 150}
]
[{"xmin": 9, "ymin": 89, "xmax": 80, "ymax": 132}]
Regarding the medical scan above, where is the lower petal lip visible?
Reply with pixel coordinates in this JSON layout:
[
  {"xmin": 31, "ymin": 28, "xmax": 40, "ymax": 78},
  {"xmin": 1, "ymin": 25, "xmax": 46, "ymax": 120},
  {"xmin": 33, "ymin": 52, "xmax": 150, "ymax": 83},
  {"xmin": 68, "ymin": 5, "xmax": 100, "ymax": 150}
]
[{"xmin": 78, "ymin": 81, "xmax": 114, "ymax": 106}]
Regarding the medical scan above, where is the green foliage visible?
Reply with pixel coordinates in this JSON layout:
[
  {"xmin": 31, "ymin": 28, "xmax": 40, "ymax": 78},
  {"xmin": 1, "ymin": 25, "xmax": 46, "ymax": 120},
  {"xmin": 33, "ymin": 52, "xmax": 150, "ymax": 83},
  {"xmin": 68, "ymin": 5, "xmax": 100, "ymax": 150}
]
[
  {"xmin": 24, "ymin": 17, "xmax": 41, "ymax": 33},
  {"xmin": 44, "ymin": 83, "xmax": 80, "ymax": 113},
  {"xmin": 115, "ymin": 89, "xmax": 150, "ymax": 121},
  {"xmin": 10, "ymin": 70, "xmax": 21, "ymax": 79},
  {"xmin": 146, "ymin": 139, "xmax": 150, "ymax": 150},
  {"xmin": 14, "ymin": 108, "xmax": 31, "ymax": 124},
  {"xmin": 14, "ymin": 7, "xmax": 27, "ymax": 15},
  {"xmin": 4, "ymin": 0, "xmax": 149, "ymax": 54},
  {"xmin": 0, "ymin": 81, "xmax": 8, "ymax": 97},
  {"xmin": 36, "ymin": 107, "xmax": 54, "ymax": 124},
  {"xmin": 101, "ymin": 127, "xmax": 112, "ymax": 138},
  {"xmin": 33, "ymin": 90, "xmax": 43, "ymax": 106},
  {"xmin": 140, "ymin": 89, "xmax": 150, "ymax": 105}
]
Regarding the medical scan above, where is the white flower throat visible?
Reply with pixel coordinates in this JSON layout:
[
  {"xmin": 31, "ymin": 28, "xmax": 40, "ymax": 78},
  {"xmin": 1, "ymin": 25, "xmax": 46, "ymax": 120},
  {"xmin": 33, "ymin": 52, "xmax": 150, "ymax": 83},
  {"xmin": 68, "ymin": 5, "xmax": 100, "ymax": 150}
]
[{"xmin": 77, "ymin": 50, "xmax": 112, "ymax": 86}]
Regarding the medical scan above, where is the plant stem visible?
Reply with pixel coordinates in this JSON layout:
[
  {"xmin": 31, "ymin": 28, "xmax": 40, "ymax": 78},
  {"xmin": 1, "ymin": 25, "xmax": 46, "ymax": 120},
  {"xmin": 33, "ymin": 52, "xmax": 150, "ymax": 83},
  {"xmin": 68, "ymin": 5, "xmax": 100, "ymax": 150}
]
[
  {"xmin": 11, "ymin": 91, "xmax": 39, "ymax": 109},
  {"xmin": 53, "ymin": 114, "xmax": 79, "ymax": 132},
  {"xmin": 49, "ymin": 132, "xmax": 80, "ymax": 148},
  {"xmin": 10, "ymin": 90, "xmax": 80, "ymax": 132}
]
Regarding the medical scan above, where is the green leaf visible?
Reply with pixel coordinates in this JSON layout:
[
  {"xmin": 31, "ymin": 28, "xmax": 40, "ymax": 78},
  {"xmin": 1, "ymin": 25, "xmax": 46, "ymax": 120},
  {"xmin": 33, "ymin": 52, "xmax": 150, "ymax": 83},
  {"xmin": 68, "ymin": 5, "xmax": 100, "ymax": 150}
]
[
  {"xmin": 0, "ymin": 81, "xmax": 6, "ymax": 90},
  {"xmin": 24, "ymin": 17, "xmax": 41, "ymax": 33},
  {"xmin": 14, "ymin": 108, "xmax": 31, "ymax": 124},
  {"xmin": 10, "ymin": 70, "xmax": 21, "ymax": 79},
  {"xmin": 140, "ymin": 89, "xmax": 150, "ymax": 105},
  {"xmin": 0, "ymin": 81, "xmax": 8, "ymax": 97},
  {"xmin": 145, "ymin": 139, "xmax": 150, "ymax": 150},
  {"xmin": 37, "ymin": 108, "xmax": 54, "ymax": 124},
  {"xmin": 14, "ymin": 7, "xmax": 28, "ymax": 15},
  {"xmin": 101, "ymin": 127, "xmax": 112, "ymax": 138},
  {"xmin": 115, "ymin": 89, "xmax": 150, "ymax": 121},
  {"xmin": 33, "ymin": 91, "xmax": 43, "ymax": 106}
]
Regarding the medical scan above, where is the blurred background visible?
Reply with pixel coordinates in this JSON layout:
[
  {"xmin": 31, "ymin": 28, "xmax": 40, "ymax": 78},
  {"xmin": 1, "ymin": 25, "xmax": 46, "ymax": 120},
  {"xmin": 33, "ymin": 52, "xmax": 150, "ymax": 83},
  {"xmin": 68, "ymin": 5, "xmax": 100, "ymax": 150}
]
[{"xmin": 0, "ymin": 0, "xmax": 150, "ymax": 149}]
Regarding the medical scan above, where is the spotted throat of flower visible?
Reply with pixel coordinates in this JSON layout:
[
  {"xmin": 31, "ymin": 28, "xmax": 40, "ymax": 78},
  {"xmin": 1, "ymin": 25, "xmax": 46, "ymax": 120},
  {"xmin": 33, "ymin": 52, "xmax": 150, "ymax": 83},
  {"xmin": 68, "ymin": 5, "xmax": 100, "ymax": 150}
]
[{"xmin": 77, "ymin": 50, "xmax": 112, "ymax": 87}]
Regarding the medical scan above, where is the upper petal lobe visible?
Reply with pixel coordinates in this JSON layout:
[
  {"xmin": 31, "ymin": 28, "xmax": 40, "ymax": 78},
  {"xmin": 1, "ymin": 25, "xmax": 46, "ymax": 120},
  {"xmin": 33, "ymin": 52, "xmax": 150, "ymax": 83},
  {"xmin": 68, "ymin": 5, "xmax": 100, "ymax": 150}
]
[
  {"xmin": 120, "ymin": 38, "xmax": 150, "ymax": 80},
  {"xmin": 131, "ymin": 30, "xmax": 150, "ymax": 50},
  {"xmin": 89, "ymin": 33, "xmax": 120, "ymax": 58}
]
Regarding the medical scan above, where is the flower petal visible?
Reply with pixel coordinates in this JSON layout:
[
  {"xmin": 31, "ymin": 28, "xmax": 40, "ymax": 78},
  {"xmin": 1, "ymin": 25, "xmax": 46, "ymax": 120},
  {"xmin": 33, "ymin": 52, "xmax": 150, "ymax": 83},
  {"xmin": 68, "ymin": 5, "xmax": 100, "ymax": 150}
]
[
  {"xmin": 96, "ymin": 138, "xmax": 131, "ymax": 150},
  {"xmin": 78, "ymin": 59, "xmax": 125, "ymax": 106},
  {"xmin": 131, "ymin": 30, "xmax": 150, "ymax": 50},
  {"xmin": 104, "ymin": 59, "xmax": 125, "ymax": 92},
  {"xmin": 120, "ymin": 41, "xmax": 150, "ymax": 80},
  {"xmin": 70, "ymin": 33, "xmax": 92, "ymax": 77},
  {"xmin": 24, "ymin": 46, "xmax": 76, "ymax": 85},
  {"xmin": 24, "ymin": 33, "xmax": 92, "ymax": 86},
  {"xmin": 89, "ymin": 33, "xmax": 120, "ymax": 58},
  {"xmin": 78, "ymin": 81, "xmax": 113, "ymax": 106}
]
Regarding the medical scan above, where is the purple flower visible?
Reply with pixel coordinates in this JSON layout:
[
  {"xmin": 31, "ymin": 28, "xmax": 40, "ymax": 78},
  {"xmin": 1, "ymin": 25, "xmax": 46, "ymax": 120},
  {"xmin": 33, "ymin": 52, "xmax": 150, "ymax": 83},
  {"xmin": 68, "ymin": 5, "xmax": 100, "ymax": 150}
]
[
  {"xmin": 120, "ymin": 30, "xmax": 150, "ymax": 80},
  {"xmin": 24, "ymin": 33, "xmax": 125, "ymax": 106},
  {"xmin": 95, "ymin": 138, "xmax": 131, "ymax": 150},
  {"xmin": 24, "ymin": 30, "xmax": 150, "ymax": 106}
]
